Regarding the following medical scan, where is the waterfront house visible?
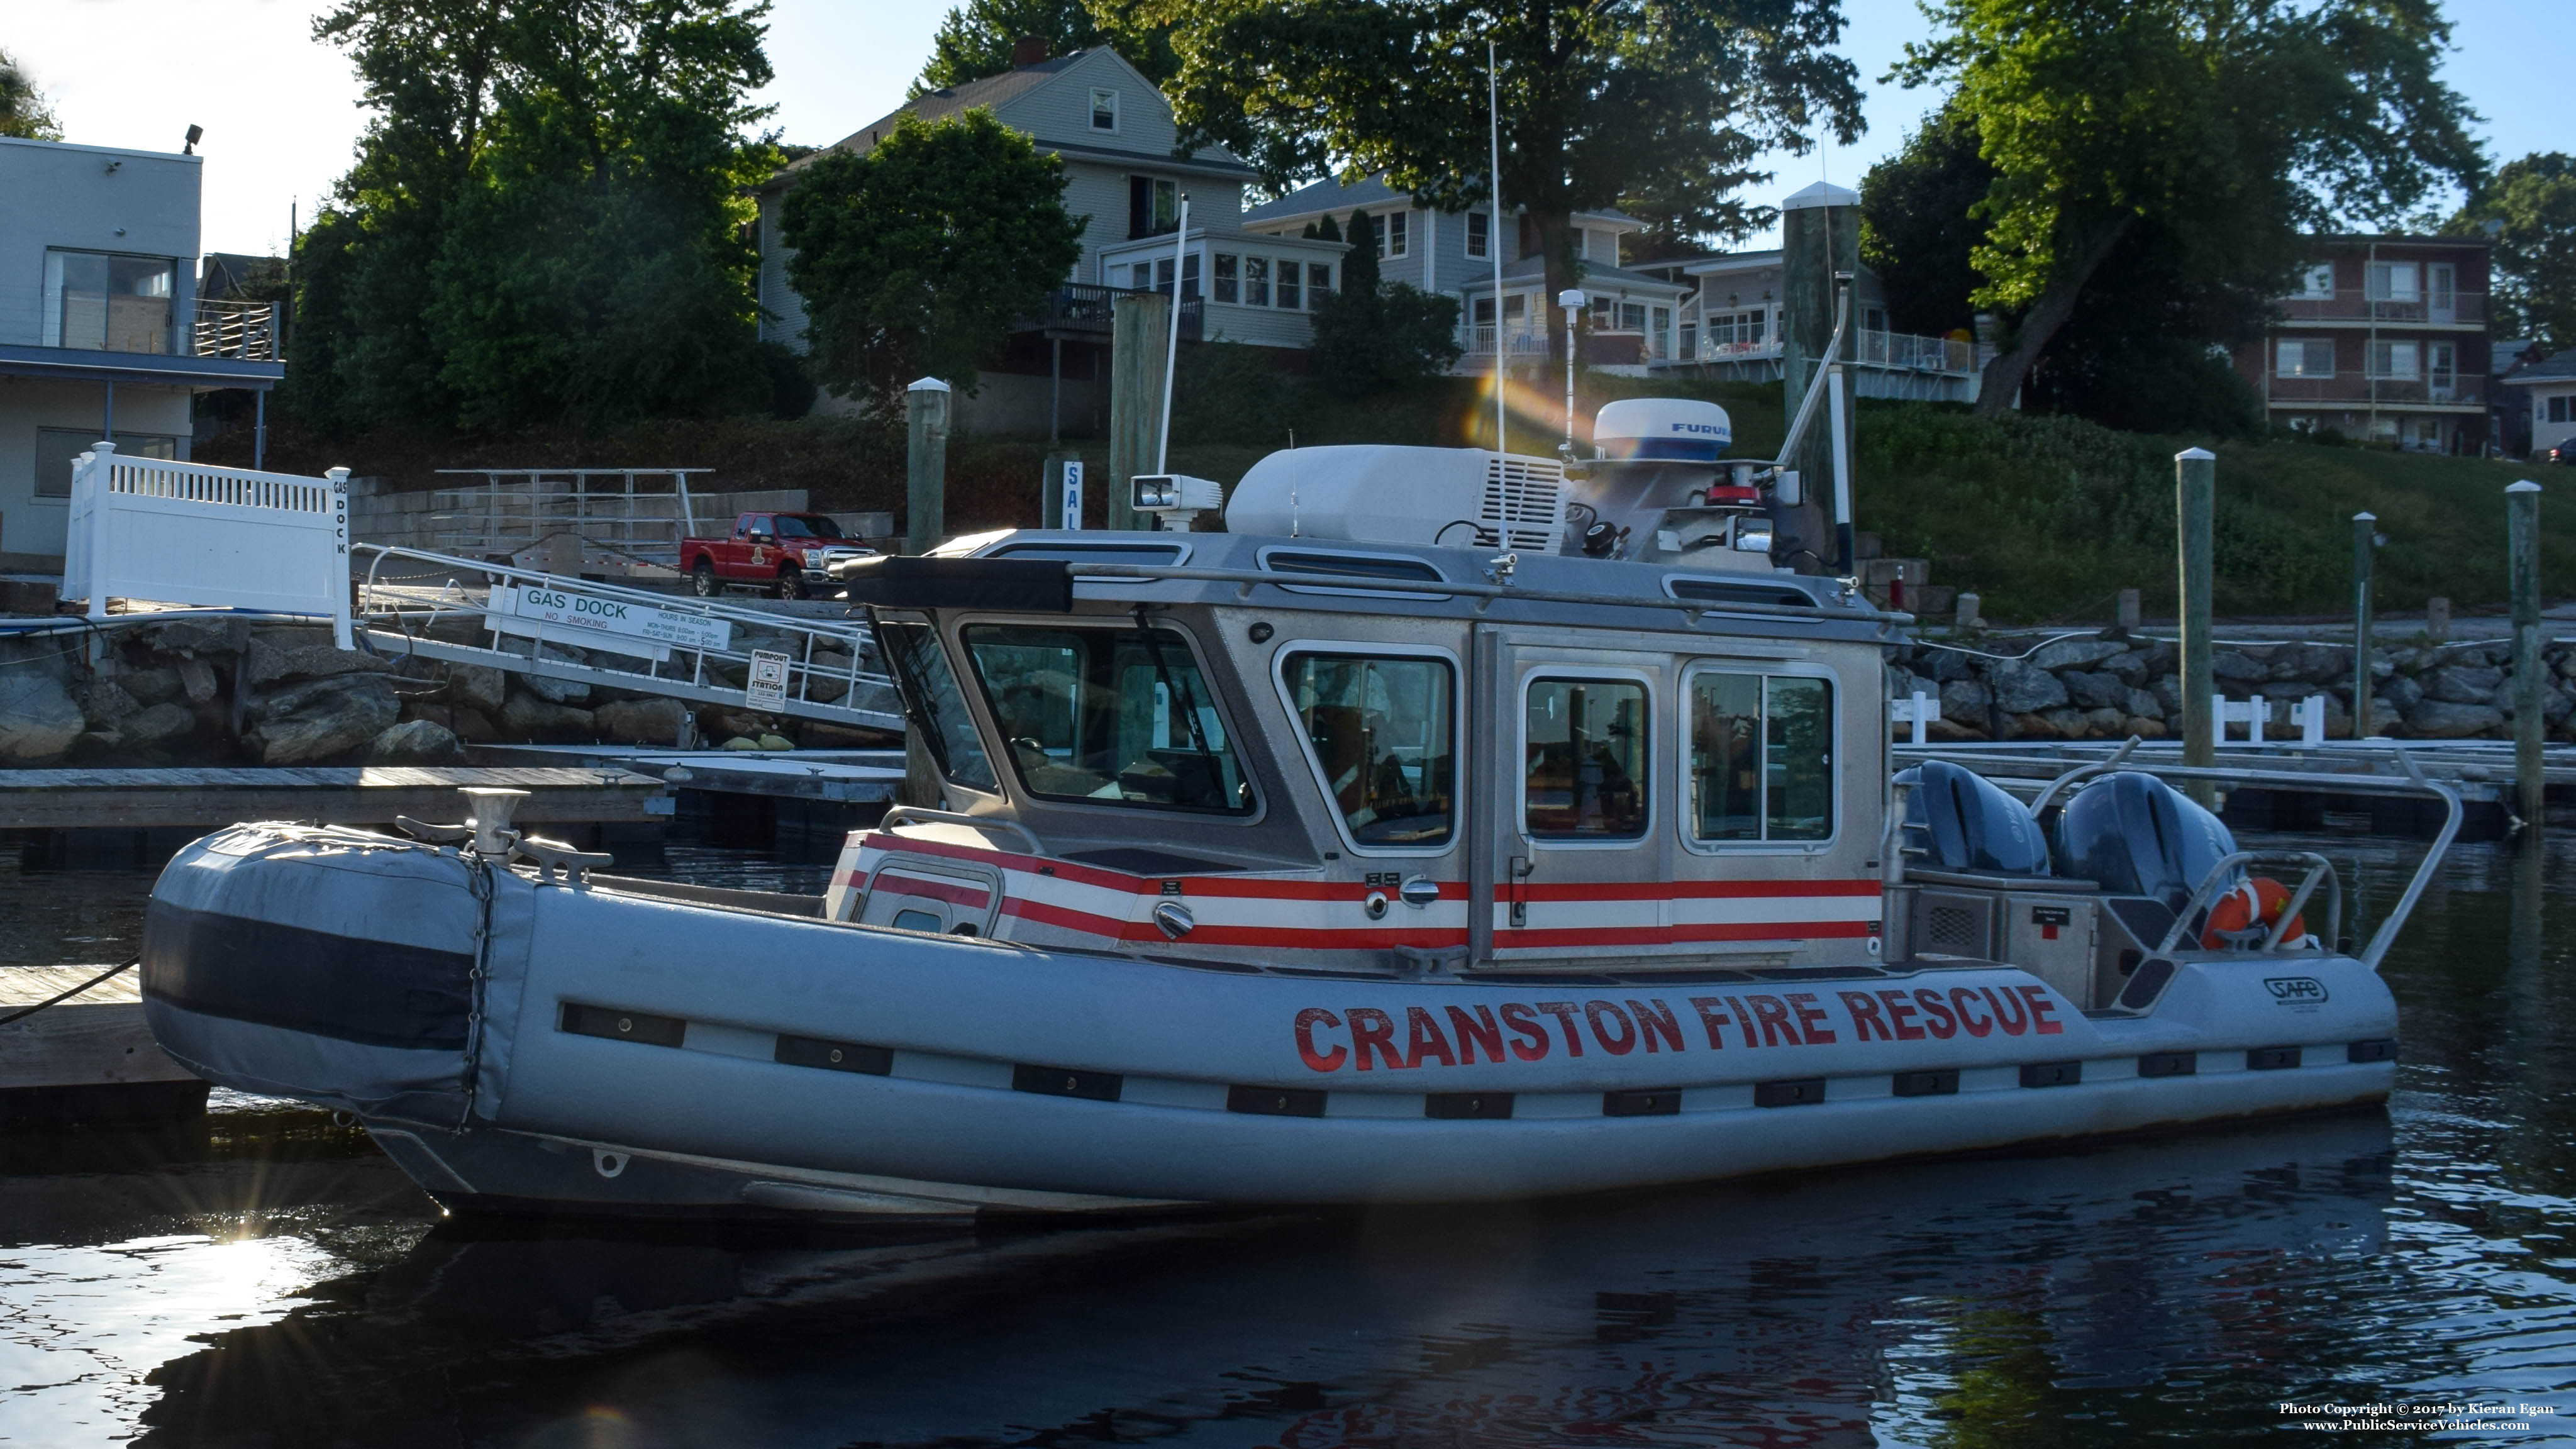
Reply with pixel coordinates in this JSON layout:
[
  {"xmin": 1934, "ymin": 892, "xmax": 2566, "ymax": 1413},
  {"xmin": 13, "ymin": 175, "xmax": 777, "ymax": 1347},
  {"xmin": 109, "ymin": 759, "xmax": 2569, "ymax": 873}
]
[
  {"xmin": 0, "ymin": 136, "xmax": 282, "ymax": 567},
  {"xmin": 755, "ymin": 42, "xmax": 1341, "ymax": 435},
  {"xmin": 2499, "ymin": 347, "xmax": 2576, "ymax": 460},
  {"xmin": 2229, "ymin": 234, "xmax": 2493, "ymax": 453}
]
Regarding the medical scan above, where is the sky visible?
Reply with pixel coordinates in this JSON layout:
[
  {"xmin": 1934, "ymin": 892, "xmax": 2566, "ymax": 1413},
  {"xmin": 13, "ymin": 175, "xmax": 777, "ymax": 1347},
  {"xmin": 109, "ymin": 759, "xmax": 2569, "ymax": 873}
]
[{"xmin": 8, "ymin": 0, "xmax": 2573, "ymax": 260}]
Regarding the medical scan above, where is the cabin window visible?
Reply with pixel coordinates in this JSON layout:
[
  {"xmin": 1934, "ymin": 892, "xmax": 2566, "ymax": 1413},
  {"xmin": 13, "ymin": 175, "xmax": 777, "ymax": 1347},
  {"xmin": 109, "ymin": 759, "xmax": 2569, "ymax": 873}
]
[
  {"xmin": 1685, "ymin": 671, "xmax": 1833, "ymax": 843},
  {"xmin": 878, "ymin": 623, "xmax": 999, "ymax": 793},
  {"xmin": 1523, "ymin": 677, "xmax": 1648, "ymax": 840},
  {"xmin": 1282, "ymin": 652, "xmax": 1455, "ymax": 849},
  {"xmin": 963, "ymin": 625, "xmax": 1255, "ymax": 815}
]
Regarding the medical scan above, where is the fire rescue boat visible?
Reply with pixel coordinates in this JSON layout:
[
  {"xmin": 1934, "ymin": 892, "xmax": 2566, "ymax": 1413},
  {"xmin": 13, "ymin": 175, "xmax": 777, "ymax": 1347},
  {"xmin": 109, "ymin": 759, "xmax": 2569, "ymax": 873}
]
[{"xmin": 138, "ymin": 394, "xmax": 2453, "ymax": 1222}]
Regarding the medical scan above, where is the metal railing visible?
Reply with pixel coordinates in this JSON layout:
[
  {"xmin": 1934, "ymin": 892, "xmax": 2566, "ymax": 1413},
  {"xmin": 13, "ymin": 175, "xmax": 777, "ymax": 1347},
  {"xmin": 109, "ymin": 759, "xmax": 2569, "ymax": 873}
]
[
  {"xmin": 1018, "ymin": 284, "xmax": 1204, "ymax": 341},
  {"xmin": 2265, "ymin": 375, "xmax": 2487, "ymax": 408},
  {"xmin": 2278, "ymin": 291, "xmax": 2487, "ymax": 327},
  {"xmin": 428, "ymin": 469, "xmax": 712, "ymax": 569},
  {"xmin": 355, "ymin": 542, "xmax": 900, "ymax": 731}
]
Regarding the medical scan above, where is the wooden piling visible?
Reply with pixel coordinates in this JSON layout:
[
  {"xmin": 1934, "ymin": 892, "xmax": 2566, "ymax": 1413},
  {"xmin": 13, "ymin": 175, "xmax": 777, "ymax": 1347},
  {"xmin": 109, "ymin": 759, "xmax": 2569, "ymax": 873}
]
[
  {"xmin": 2509, "ymin": 480, "xmax": 2544, "ymax": 828},
  {"xmin": 904, "ymin": 378, "xmax": 951, "ymax": 556},
  {"xmin": 2353, "ymin": 512, "xmax": 2378, "ymax": 738},
  {"xmin": 1108, "ymin": 291, "xmax": 1172, "ymax": 534},
  {"xmin": 2177, "ymin": 448, "xmax": 2216, "ymax": 804}
]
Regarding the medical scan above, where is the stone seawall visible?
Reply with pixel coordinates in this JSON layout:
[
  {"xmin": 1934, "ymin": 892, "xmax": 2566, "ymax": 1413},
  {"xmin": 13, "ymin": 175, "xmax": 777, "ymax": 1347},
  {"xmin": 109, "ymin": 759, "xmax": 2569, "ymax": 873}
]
[
  {"xmin": 0, "ymin": 618, "xmax": 897, "ymax": 769},
  {"xmin": 1891, "ymin": 633, "xmax": 2573, "ymax": 741}
]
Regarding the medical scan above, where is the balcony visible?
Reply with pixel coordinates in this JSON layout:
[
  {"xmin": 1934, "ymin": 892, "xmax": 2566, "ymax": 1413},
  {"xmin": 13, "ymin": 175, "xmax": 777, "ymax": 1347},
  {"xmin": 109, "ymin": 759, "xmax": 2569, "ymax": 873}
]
[
  {"xmin": 2276, "ymin": 291, "xmax": 2487, "ymax": 328},
  {"xmin": 1017, "ymin": 284, "xmax": 1203, "ymax": 342},
  {"xmin": 2265, "ymin": 373, "xmax": 2487, "ymax": 408},
  {"xmin": 191, "ymin": 299, "xmax": 280, "ymax": 362}
]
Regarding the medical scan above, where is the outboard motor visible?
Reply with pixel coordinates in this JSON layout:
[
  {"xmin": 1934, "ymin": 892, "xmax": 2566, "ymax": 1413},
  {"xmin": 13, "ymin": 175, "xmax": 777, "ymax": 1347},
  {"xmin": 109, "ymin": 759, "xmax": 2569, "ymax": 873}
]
[
  {"xmin": 2053, "ymin": 771, "xmax": 2237, "ymax": 909},
  {"xmin": 1897, "ymin": 760, "xmax": 2051, "ymax": 875}
]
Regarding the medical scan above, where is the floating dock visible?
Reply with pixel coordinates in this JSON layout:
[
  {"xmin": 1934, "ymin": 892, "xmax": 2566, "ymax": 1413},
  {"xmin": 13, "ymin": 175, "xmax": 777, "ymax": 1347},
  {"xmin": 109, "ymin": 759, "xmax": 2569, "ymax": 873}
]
[
  {"xmin": 0, "ymin": 765, "xmax": 672, "ymax": 832},
  {"xmin": 0, "ymin": 965, "xmax": 203, "ymax": 1128}
]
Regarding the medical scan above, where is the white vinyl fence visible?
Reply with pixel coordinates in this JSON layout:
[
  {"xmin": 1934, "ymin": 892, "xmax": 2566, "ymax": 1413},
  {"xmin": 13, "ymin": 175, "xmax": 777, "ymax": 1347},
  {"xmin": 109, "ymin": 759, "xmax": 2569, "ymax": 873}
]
[{"xmin": 64, "ymin": 441, "xmax": 352, "ymax": 648}]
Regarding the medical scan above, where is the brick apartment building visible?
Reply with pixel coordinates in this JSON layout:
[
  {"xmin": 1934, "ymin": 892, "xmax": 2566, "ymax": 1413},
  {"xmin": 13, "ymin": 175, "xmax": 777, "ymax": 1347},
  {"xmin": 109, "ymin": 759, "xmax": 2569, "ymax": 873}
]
[{"xmin": 2233, "ymin": 235, "xmax": 2492, "ymax": 453}]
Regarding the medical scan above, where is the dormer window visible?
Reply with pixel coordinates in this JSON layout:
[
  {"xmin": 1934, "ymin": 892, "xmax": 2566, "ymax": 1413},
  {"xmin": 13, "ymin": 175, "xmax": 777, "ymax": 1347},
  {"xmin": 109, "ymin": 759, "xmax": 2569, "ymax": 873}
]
[{"xmin": 1091, "ymin": 89, "xmax": 1119, "ymax": 132}]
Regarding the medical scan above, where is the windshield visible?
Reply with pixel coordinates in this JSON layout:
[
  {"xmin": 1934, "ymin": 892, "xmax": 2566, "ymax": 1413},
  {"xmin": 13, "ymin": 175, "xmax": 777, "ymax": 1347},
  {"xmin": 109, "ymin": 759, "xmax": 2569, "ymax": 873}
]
[
  {"xmin": 878, "ymin": 622, "xmax": 998, "ymax": 792},
  {"xmin": 962, "ymin": 624, "xmax": 1255, "ymax": 814},
  {"xmin": 772, "ymin": 515, "xmax": 845, "ymax": 540}
]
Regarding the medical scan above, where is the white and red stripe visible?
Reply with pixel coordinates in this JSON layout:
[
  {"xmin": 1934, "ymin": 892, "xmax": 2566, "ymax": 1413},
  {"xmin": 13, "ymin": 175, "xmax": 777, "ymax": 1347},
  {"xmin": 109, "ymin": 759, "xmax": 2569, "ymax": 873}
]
[{"xmin": 834, "ymin": 831, "xmax": 1882, "ymax": 958}]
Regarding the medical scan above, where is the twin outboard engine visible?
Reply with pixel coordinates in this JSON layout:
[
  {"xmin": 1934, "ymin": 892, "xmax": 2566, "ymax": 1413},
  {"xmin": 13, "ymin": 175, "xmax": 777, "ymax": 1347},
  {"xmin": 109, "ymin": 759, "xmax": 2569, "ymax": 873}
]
[
  {"xmin": 1898, "ymin": 761, "xmax": 2053, "ymax": 875},
  {"xmin": 1900, "ymin": 762, "xmax": 2235, "ymax": 902},
  {"xmin": 2053, "ymin": 770, "xmax": 2237, "ymax": 909}
]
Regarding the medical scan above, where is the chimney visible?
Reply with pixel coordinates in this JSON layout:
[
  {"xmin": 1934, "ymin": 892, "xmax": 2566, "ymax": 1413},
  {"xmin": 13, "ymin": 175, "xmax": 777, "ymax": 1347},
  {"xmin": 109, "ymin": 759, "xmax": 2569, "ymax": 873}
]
[{"xmin": 1012, "ymin": 35, "xmax": 1048, "ymax": 68}]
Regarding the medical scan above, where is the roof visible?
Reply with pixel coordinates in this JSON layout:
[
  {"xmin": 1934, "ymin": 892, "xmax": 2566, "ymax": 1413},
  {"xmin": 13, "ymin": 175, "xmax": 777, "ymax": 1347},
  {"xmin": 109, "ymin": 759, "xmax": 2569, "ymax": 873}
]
[
  {"xmin": 2497, "ymin": 347, "xmax": 2576, "ymax": 386},
  {"xmin": 1457, "ymin": 255, "xmax": 1685, "ymax": 296},
  {"xmin": 765, "ymin": 49, "xmax": 1251, "ymax": 189},
  {"xmin": 1241, "ymin": 172, "xmax": 1641, "ymax": 229},
  {"xmin": 1782, "ymin": 180, "xmax": 1858, "ymax": 211},
  {"xmin": 2304, "ymin": 233, "xmax": 2491, "ymax": 250}
]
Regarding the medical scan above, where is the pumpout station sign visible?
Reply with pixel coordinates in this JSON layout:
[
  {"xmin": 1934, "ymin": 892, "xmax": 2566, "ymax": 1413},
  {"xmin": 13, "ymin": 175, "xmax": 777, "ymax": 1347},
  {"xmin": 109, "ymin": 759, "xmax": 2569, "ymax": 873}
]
[{"xmin": 486, "ymin": 584, "xmax": 733, "ymax": 661}]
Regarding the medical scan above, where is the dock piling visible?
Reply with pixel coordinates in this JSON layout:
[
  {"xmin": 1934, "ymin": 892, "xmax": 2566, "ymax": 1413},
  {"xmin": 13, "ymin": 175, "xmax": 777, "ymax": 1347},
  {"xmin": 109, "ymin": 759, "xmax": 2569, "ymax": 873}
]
[
  {"xmin": 2509, "ymin": 480, "xmax": 2544, "ymax": 829},
  {"xmin": 2353, "ymin": 512, "xmax": 2379, "ymax": 738},
  {"xmin": 905, "ymin": 378, "xmax": 951, "ymax": 555},
  {"xmin": 2177, "ymin": 448, "xmax": 2216, "ymax": 804}
]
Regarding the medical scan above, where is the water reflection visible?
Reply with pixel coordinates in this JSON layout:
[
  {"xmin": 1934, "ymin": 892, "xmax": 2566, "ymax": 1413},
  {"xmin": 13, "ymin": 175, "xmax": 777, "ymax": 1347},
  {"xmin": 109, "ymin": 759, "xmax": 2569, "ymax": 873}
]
[{"xmin": 2, "ymin": 828, "xmax": 2573, "ymax": 1445}]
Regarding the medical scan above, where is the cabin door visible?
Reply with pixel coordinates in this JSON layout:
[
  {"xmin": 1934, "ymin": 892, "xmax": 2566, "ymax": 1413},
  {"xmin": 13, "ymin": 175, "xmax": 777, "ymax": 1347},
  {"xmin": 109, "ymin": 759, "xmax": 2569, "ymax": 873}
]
[{"xmin": 1474, "ymin": 631, "xmax": 1675, "ymax": 965}]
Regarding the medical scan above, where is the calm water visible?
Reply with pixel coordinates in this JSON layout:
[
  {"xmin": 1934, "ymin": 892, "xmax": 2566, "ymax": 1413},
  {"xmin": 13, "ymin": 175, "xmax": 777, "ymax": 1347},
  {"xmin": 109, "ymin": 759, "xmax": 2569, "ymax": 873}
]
[{"xmin": 3, "ymin": 824, "xmax": 2574, "ymax": 1446}]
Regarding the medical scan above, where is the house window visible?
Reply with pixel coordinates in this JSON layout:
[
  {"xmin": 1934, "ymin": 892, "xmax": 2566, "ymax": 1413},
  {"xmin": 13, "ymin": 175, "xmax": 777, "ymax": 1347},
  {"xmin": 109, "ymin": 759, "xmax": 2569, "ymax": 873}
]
[
  {"xmin": 1618, "ymin": 302, "xmax": 1646, "ymax": 332},
  {"xmin": 2430, "ymin": 263, "xmax": 2457, "ymax": 316},
  {"xmin": 1466, "ymin": 212, "xmax": 1489, "ymax": 258},
  {"xmin": 1091, "ymin": 89, "xmax": 1119, "ymax": 132},
  {"xmin": 1863, "ymin": 307, "xmax": 1888, "ymax": 335},
  {"xmin": 1650, "ymin": 306, "xmax": 1670, "ymax": 358},
  {"xmin": 1503, "ymin": 294, "xmax": 1524, "ymax": 324},
  {"xmin": 1523, "ymin": 677, "xmax": 1648, "ymax": 840},
  {"xmin": 1707, "ymin": 309, "xmax": 1765, "ymax": 348},
  {"xmin": 2430, "ymin": 341, "xmax": 2457, "ymax": 397},
  {"xmin": 1128, "ymin": 177, "xmax": 1178, "ymax": 238},
  {"xmin": 1379, "ymin": 211, "xmax": 1409, "ymax": 259},
  {"xmin": 1277, "ymin": 259, "xmax": 1301, "ymax": 309},
  {"xmin": 1213, "ymin": 253, "xmax": 1238, "ymax": 304},
  {"xmin": 42, "ymin": 250, "xmax": 178, "ymax": 353},
  {"xmin": 2366, "ymin": 261, "xmax": 2420, "ymax": 302},
  {"xmin": 1307, "ymin": 262, "xmax": 1331, "ymax": 306},
  {"xmin": 2548, "ymin": 395, "xmax": 2569, "ymax": 425},
  {"xmin": 33, "ymin": 428, "xmax": 179, "ymax": 501},
  {"xmin": 2368, "ymin": 340, "xmax": 2420, "ymax": 379},
  {"xmin": 1679, "ymin": 321, "xmax": 1697, "ymax": 358},
  {"xmin": 1686, "ymin": 672, "xmax": 1833, "ymax": 843},
  {"xmin": 2294, "ymin": 264, "xmax": 2334, "ymax": 299},
  {"xmin": 2277, "ymin": 339, "xmax": 2334, "ymax": 378},
  {"xmin": 1245, "ymin": 256, "xmax": 1269, "ymax": 308}
]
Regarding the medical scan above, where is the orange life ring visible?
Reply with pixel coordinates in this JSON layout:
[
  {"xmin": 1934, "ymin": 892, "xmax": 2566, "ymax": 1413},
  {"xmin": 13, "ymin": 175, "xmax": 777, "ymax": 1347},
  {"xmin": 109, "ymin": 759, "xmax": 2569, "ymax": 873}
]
[{"xmin": 2202, "ymin": 876, "xmax": 2308, "ymax": 950}]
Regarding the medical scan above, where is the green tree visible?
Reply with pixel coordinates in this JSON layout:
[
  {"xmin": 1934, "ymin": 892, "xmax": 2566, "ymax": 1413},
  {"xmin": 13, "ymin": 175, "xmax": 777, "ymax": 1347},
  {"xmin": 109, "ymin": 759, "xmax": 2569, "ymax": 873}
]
[
  {"xmin": 1860, "ymin": 103, "xmax": 1990, "ymax": 339},
  {"xmin": 2450, "ymin": 153, "xmax": 2576, "ymax": 350},
  {"xmin": 916, "ymin": 0, "xmax": 1175, "ymax": 92},
  {"xmin": 289, "ymin": 0, "xmax": 779, "ymax": 434},
  {"xmin": 1897, "ymin": 0, "xmax": 2482, "ymax": 417},
  {"xmin": 1307, "ymin": 208, "xmax": 1460, "ymax": 395},
  {"xmin": 779, "ymin": 109, "xmax": 1085, "ymax": 402},
  {"xmin": 0, "ymin": 47, "xmax": 62, "ymax": 140},
  {"xmin": 1152, "ymin": 0, "xmax": 1861, "ymax": 357}
]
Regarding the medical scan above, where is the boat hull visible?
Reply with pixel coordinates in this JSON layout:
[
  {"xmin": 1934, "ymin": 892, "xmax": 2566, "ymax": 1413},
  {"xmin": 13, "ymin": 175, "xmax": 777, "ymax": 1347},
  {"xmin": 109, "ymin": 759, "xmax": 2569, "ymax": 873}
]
[{"xmin": 142, "ymin": 827, "xmax": 2399, "ymax": 1218}]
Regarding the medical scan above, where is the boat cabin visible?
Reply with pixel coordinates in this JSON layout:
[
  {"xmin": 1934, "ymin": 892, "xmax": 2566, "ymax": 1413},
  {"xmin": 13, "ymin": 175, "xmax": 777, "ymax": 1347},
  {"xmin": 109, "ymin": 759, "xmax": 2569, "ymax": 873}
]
[{"xmin": 830, "ymin": 406, "xmax": 2289, "ymax": 1017}]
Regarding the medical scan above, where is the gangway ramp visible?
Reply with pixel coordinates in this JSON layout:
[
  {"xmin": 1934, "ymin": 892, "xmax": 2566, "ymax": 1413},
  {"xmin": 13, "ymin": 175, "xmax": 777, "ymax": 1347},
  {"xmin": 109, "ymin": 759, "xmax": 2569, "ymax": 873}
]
[{"xmin": 355, "ymin": 543, "xmax": 904, "ymax": 733}]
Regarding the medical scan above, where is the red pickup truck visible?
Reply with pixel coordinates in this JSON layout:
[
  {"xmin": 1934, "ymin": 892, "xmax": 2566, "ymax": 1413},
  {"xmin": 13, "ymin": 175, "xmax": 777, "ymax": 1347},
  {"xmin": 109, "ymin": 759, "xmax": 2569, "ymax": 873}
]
[{"xmin": 680, "ymin": 513, "xmax": 874, "ymax": 599}]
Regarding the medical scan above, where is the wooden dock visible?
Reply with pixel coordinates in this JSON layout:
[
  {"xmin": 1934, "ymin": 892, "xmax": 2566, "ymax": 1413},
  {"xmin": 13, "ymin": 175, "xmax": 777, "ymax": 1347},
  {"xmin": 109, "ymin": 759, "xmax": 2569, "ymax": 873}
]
[
  {"xmin": 0, "ymin": 765, "xmax": 672, "ymax": 831},
  {"xmin": 0, "ymin": 964, "xmax": 205, "ymax": 1128}
]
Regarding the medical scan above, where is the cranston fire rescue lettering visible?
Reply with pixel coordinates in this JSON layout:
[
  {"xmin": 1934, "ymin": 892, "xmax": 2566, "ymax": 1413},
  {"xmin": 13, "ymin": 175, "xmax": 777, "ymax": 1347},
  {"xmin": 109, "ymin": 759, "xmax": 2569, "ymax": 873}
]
[{"xmin": 1291, "ymin": 985, "xmax": 2065, "ymax": 1073}]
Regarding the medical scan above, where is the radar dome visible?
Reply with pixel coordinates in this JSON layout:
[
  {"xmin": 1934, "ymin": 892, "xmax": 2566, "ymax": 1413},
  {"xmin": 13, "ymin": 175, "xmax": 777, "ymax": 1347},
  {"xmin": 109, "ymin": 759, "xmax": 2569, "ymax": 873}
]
[{"xmin": 1593, "ymin": 397, "xmax": 1732, "ymax": 463}]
